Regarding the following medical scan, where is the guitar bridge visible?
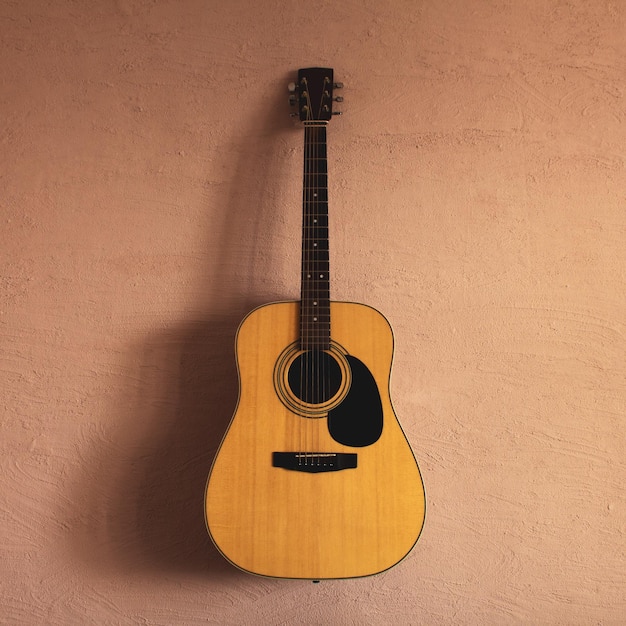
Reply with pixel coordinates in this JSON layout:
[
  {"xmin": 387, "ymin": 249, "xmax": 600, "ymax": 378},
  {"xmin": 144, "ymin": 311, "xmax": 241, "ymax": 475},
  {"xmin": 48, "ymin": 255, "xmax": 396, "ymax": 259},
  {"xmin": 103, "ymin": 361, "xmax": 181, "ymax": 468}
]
[{"xmin": 272, "ymin": 452, "xmax": 357, "ymax": 473}]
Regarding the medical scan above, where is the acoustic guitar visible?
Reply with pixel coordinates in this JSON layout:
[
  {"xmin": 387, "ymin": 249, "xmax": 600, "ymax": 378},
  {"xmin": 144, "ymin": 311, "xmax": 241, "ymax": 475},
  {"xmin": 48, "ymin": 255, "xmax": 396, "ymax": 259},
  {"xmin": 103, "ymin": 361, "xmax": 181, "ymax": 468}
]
[{"xmin": 205, "ymin": 67, "xmax": 425, "ymax": 580}]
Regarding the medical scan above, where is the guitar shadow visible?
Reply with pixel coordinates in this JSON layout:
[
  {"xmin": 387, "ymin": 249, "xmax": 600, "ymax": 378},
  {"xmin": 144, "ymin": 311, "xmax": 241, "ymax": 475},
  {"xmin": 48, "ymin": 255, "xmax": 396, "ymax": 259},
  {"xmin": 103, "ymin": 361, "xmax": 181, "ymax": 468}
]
[
  {"xmin": 118, "ymin": 313, "xmax": 248, "ymax": 578},
  {"xmin": 71, "ymin": 75, "xmax": 300, "ymax": 579},
  {"xmin": 121, "ymin": 307, "xmax": 266, "ymax": 577}
]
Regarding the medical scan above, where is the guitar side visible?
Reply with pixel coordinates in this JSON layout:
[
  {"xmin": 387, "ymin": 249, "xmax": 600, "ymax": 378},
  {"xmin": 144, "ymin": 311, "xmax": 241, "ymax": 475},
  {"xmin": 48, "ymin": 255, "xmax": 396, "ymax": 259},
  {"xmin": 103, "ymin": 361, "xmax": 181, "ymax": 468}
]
[{"xmin": 205, "ymin": 301, "xmax": 425, "ymax": 580}]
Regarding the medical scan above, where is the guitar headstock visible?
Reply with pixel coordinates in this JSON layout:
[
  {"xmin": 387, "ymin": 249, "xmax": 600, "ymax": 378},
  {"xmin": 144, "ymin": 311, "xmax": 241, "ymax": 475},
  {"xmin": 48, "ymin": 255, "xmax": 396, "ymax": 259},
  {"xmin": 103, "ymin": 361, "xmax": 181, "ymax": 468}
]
[{"xmin": 288, "ymin": 67, "xmax": 343, "ymax": 122}]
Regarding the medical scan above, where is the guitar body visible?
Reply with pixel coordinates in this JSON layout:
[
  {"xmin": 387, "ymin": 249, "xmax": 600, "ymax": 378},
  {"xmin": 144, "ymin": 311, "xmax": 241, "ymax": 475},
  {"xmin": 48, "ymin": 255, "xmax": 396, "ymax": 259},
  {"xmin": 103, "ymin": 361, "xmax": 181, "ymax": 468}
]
[
  {"xmin": 205, "ymin": 301, "xmax": 425, "ymax": 580},
  {"xmin": 205, "ymin": 67, "xmax": 425, "ymax": 579}
]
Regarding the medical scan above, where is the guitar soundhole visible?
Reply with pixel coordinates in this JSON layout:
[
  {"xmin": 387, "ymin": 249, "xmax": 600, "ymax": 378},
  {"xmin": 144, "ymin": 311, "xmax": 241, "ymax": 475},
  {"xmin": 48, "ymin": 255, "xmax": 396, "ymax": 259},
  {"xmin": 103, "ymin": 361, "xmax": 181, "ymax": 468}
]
[{"xmin": 287, "ymin": 350, "xmax": 343, "ymax": 405}]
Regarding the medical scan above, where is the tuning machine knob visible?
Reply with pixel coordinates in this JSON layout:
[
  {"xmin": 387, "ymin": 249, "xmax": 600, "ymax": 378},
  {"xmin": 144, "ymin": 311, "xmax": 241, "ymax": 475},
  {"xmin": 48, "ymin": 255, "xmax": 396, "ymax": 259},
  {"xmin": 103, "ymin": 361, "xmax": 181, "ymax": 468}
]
[
  {"xmin": 333, "ymin": 82, "xmax": 343, "ymax": 113},
  {"xmin": 288, "ymin": 82, "xmax": 298, "ymax": 107}
]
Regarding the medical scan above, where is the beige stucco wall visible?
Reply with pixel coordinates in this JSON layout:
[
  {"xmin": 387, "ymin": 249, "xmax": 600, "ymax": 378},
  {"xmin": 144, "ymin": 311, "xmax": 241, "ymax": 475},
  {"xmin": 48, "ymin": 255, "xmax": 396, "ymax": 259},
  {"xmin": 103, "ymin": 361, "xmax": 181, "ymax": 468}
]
[{"xmin": 1, "ymin": 1, "xmax": 624, "ymax": 623}]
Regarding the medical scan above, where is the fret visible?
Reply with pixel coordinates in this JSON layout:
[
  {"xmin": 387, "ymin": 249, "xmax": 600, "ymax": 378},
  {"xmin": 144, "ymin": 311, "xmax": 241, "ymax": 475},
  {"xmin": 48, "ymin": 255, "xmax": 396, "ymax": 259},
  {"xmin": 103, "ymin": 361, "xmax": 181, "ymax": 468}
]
[
  {"xmin": 303, "ymin": 247, "xmax": 329, "ymax": 255},
  {"xmin": 300, "ymin": 326, "xmax": 331, "ymax": 330},
  {"xmin": 302, "ymin": 224, "xmax": 329, "ymax": 232},
  {"xmin": 300, "ymin": 322, "xmax": 330, "ymax": 332},
  {"xmin": 303, "ymin": 235, "xmax": 329, "ymax": 240},
  {"xmin": 303, "ymin": 243, "xmax": 329, "ymax": 249},
  {"xmin": 303, "ymin": 205, "xmax": 328, "ymax": 214},
  {"xmin": 302, "ymin": 235, "xmax": 329, "ymax": 243},
  {"xmin": 303, "ymin": 145, "xmax": 327, "ymax": 157},
  {"xmin": 302, "ymin": 258, "xmax": 330, "ymax": 264},
  {"xmin": 303, "ymin": 177, "xmax": 328, "ymax": 189},
  {"xmin": 303, "ymin": 268, "xmax": 329, "ymax": 273},
  {"xmin": 300, "ymin": 325, "xmax": 331, "ymax": 330}
]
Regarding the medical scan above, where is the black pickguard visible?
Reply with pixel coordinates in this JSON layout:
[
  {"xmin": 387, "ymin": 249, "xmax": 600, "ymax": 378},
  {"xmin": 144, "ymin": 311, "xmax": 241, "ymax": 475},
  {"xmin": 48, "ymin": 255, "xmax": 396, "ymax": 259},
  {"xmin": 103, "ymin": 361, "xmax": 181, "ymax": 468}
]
[{"xmin": 327, "ymin": 355, "xmax": 383, "ymax": 447}]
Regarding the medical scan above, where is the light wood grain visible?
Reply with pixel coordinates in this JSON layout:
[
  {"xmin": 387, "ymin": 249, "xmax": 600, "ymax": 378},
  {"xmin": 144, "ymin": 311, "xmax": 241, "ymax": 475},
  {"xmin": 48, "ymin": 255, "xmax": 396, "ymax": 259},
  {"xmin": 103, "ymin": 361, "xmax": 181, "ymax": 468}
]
[{"xmin": 205, "ymin": 301, "xmax": 425, "ymax": 579}]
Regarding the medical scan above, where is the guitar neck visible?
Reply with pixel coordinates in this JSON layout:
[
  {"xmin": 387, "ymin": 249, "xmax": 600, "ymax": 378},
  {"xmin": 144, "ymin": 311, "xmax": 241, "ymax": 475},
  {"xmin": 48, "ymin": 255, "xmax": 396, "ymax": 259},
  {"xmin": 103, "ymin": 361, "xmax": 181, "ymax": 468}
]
[{"xmin": 300, "ymin": 123, "xmax": 330, "ymax": 351}]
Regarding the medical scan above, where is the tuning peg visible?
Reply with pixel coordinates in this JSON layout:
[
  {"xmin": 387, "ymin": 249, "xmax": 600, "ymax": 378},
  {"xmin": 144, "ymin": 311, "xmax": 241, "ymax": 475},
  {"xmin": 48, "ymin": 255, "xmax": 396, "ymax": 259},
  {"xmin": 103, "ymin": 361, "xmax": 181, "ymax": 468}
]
[
  {"xmin": 287, "ymin": 82, "xmax": 297, "ymax": 93},
  {"xmin": 333, "ymin": 82, "xmax": 344, "ymax": 89},
  {"xmin": 288, "ymin": 94, "xmax": 297, "ymax": 106},
  {"xmin": 332, "ymin": 111, "xmax": 342, "ymax": 116},
  {"xmin": 333, "ymin": 96, "xmax": 343, "ymax": 102}
]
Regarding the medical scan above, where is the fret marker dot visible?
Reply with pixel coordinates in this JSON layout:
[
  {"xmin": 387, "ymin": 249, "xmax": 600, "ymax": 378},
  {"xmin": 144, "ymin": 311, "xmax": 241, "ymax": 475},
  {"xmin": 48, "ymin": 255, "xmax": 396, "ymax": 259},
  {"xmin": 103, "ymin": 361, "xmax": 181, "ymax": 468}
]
[
  {"xmin": 307, "ymin": 274, "xmax": 311, "ymax": 278},
  {"xmin": 313, "ymin": 301, "xmax": 317, "ymax": 305},
  {"xmin": 313, "ymin": 317, "xmax": 318, "ymax": 321},
  {"xmin": 313, "ymin": 243, "xmax": 317, "ymax": 247},
  {"xmin": 320, "ymin": 274, "xmax": 324, "ymax": 278},
  {"xmin": 313, "ymin": 219, "xmax": 317, "ymax": 223}
]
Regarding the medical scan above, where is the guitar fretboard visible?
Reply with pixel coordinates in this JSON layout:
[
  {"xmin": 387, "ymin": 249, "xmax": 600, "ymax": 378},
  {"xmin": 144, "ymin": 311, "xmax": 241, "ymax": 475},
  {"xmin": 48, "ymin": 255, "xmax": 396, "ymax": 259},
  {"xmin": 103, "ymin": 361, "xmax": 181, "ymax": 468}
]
[{"xmin": 301, "ymin": 124, "xmax": 330, "ymax": 351}]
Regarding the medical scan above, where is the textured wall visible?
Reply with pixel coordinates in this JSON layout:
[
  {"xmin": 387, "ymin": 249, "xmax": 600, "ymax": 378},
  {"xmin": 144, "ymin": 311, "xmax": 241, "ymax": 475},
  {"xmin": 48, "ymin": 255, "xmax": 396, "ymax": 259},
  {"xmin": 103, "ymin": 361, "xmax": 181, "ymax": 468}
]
[{"xmin": 1, "ymin": 0, "xmax": 624, "ymax": 624}]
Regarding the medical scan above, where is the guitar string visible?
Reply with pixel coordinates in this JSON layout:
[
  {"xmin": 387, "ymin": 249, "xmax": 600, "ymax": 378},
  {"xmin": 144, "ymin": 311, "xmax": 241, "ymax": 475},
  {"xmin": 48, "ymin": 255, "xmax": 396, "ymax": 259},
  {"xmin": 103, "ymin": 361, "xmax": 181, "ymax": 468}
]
[
  {"xmin": 303, "ymin": 82, "xmax": 313, "ymax": 466},
  {"xmin": 314, "ymin": 122, "xmax": 324, "ymax": 464},
  {"xmin": 309, "ymin": 122, "xmax": 314, "ymax": 466},
  {"xmin": 306, "ymin": 120, "xmax": 312, "ymax": 465},
  {"xmin": 313, "ymin": 115, "xmax": 328, "ymax": 466},
  {"xmin": 301, "ymin": 88, "xmax": 308, "ymax": 466},
  {"xmin": 321, "ymin": 77, "xmax": 333, "ymax": 466},
  {"xmin": 300, "ymin": 77, "xmax": 332, "ymax": 467},
  {"xmin": 312, "ymin": 123, "xmax": 321, "ymax": 466},
  {"xmin": 297, "ymin": 81, "xmax": 304, "ymax": 467},
  {"xmin": 312, "ymin": 92, "xmax": 324, "ymax": 466},
  {"xmin": 317, "ymin": 121, "xmax": 329, "ymax": 466},
  {"xmin": 314, "ymin": 123, "xmax": 321, "ymax": 466},
  {"xmin": 312, "ymin": 122, "xmax": 317, "ymax": 466},
  {"xmin": 310, "ymin": 105, "xmax": 321, "ymax": 465},
  {"xmin": 314, "ymin": 128, "xmax": 320, "ymax": 464}
]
